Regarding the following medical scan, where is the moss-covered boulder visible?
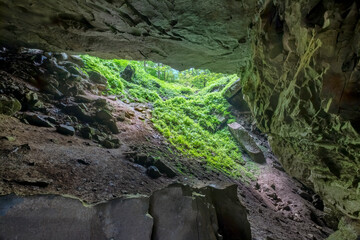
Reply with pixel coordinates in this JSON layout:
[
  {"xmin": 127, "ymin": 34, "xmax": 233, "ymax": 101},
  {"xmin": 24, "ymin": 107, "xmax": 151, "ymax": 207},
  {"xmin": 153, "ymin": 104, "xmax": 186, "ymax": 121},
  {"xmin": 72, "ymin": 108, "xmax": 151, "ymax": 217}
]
[{"xmin": 0, "ymin": 96, "xmax": 21, "ymax": 115}]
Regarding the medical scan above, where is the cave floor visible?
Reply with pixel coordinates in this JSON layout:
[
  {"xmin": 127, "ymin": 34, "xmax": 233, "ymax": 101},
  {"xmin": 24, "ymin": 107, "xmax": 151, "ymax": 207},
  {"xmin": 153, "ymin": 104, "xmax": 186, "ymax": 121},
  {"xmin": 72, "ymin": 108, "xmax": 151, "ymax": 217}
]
[
  {"xmin": 0, "ymin": 101, "xmax": 333, "ymax": 240},
  {"xmin": 0, "ymin": 50, "xmax": 333, "ymax": 239}
]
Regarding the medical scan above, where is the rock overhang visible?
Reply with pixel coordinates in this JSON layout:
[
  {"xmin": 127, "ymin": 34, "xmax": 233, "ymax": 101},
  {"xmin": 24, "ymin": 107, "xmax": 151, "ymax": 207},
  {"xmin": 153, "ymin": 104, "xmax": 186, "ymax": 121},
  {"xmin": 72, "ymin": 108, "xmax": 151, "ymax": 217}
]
[{"xmin": 0, "ymin": 0, "xmax": 257, "ymax": 72}]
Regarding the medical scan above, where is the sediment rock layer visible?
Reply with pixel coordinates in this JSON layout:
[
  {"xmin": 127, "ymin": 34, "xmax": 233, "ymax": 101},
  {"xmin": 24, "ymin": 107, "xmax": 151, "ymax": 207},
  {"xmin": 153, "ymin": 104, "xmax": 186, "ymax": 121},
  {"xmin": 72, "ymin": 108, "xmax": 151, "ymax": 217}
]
[
  {"xmin": 0, "ymin": 184, "xmax": 251, "ymax": 240},
  {"xmin": 0, "ymin": 0, "xmax": 256, "ymax": 72}
]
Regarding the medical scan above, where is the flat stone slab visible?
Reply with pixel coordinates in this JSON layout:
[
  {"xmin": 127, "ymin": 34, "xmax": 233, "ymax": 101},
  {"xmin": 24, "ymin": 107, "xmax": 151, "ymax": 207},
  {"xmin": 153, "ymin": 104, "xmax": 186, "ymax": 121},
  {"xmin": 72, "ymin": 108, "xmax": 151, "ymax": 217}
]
[
  {"xmin": 228, "ymin": 122, "xmax": 265, "ymax": 163},
  {"xmin": 0, "ymin": 184, "xmax": 252, "ymax": 240},
  {"xmin": 0, "ymin": 195, "xmax": 153, "ymax": 240}
]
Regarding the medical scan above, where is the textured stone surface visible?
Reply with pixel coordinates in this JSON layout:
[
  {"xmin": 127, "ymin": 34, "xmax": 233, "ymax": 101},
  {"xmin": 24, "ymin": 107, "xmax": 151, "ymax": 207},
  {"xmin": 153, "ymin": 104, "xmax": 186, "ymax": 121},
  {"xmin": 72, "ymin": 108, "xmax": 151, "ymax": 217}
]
[
  {"xmin": 0, "ymin": 0, "xmax": 256, "ymax": 72},
  {"xmin": 0, "ymin": 184, "xmax": 251, "ymax": 240},
  {"xmin": 223, "ymin": 78, "xmax": 250, "ymax": 111},
  {"xmin": 150, "ymin": 184, "xmax": 251, "ymax": 240},
  {"xmin": 0, "ymin": 96, "xmax": 21, "ymax": 115},
  {"xmin": 0, "ymin": 194, "xmax": 153, "ymax": 240},
  {"xmin": 242, "ymin": 0, "xmax": 360, "ymax": 220},
  {"xmin": 228, "ymin": 122, "xmax": 265, "ymax": 163}
]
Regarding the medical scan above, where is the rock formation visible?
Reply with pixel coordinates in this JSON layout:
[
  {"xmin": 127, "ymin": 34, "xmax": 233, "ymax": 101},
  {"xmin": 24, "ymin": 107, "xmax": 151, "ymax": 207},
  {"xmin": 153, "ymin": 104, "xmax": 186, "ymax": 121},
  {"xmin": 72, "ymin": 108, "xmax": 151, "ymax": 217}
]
[
  {"xmin": 0, "ymin": 0, "xmax": 256, "ymax": 72},
  {"xmin": 0, "ymin": 184, "xmax": 251, "ymax": 240},
  {"xmin": 241, "ymin": 0, "xmax": 360, "ymax": 221}
]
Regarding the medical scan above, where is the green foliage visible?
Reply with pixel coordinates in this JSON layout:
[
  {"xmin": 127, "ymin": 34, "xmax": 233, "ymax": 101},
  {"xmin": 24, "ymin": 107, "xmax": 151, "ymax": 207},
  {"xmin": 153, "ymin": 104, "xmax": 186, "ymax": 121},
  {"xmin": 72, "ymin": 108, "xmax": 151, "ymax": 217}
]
[
  {"xmin": 152, "ymin": 92, "xmax": 250, "ymax": 177},
  {"xmin": 81, "ymin": 55, "xmax": 195, "ymax": 101},
  {"xmin": 81, "ymin": 55, "xmax": 126, "ymax": 92},
  {"xmin": 81, "ymin": 55, "xmax": 254, "ymax": 179},
  {"xmin": 178, "ymin": 69, "xmax": 226, "ymax": 89}
]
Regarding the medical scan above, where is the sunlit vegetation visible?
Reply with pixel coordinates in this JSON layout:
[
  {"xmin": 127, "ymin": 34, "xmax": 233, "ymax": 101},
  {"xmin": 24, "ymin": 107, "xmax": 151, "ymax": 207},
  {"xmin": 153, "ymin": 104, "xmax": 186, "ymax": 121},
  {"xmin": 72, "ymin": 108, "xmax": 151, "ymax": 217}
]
[{"xmin": 81, "ymin": 55, "xmax": 255, "ymax": 178}]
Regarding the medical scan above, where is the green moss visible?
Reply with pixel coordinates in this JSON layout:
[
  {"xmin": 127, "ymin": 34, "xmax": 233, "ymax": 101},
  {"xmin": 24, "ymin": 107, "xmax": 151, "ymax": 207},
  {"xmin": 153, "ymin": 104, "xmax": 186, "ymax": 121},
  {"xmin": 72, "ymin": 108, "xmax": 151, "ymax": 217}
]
[
  {"xmin": 152, "ymin": 90, "xmax": 251, "ymax": 178},
  {"xmin": 81, "ymin": 55, "xmax": 255, "ymax": 179}
]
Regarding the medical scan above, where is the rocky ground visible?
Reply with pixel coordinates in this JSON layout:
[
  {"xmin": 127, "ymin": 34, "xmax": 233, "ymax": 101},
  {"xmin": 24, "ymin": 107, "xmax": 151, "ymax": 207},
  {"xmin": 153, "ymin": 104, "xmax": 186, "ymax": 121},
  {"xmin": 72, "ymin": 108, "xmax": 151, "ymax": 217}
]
[{"xmin": 0, "ymin": 48, "xmax": 335, "ymax": 239}]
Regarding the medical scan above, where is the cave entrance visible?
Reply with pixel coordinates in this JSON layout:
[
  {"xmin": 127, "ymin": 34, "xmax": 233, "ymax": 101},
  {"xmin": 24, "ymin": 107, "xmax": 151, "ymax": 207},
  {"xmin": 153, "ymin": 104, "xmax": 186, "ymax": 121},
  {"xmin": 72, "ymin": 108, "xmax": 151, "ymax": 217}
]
[{"xmin": 0, "ymin": 47, "xmax": 266, "ymax": 181}]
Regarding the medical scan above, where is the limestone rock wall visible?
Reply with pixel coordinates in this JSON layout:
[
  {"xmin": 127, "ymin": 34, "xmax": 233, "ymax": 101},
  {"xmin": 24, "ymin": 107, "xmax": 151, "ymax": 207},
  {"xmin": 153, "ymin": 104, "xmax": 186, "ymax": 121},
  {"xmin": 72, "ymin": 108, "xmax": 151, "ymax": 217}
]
[
  {"xmin": 0, "ymin": 0, "xmax": 256, "ymax": 72},
  {"xmin": 242, "ymin": 0, "xmax": 360, "ymax": 219},
  {"xmin": 0, "ymin": 184, "xmax": 251, "ymax": 240}
]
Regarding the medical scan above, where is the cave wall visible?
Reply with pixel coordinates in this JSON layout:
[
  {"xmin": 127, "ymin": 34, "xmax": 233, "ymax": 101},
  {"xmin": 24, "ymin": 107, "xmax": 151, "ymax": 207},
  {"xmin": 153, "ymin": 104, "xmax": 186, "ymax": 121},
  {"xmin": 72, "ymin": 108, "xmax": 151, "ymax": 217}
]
[
  {"xmin": 242, "ymin": 0, "xmax": 360, "ymax": 219},
  {"xmin": 0, "ymin": 0, "xmax": 256, "ymax": 72}
]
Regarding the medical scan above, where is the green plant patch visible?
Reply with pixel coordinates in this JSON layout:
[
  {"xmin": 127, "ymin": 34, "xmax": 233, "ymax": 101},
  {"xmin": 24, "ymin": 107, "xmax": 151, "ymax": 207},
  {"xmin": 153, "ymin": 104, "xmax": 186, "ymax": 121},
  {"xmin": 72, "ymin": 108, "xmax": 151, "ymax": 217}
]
[{"xmin": 81, "ymin": 55, "xmax": 256, "ymax": 179}]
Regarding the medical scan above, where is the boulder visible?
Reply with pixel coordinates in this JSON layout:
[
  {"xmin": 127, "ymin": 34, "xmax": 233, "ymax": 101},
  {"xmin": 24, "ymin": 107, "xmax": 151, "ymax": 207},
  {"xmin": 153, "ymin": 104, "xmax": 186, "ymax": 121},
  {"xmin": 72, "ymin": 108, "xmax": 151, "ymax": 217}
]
[
  {"xmin": 95, "ymin": 109, "xmax": 113, "ymax": 122},
  {"xmin": 228, "ymin": 122, "xmax": 265, "ymax": 163},
  {"xmin": 43, "ymin": 84, "xmax": 63, "ymax": 99},
  {"xmin": 223, "ymin": 79, "xmax": 250, "ymax": 111},
  {"xmin": 95, "ymin": 110, "xmax": 119, "ymax": 134},
  {"xmin": 0, "ymin": 96, "xmax": 21, "ymax": 115},
  {"xmin": 47, "ymin": 58, "xmax": 71, "ymax": 79},
  {"xmin": 56, "ymin": 124, "xmax": 75, "ymax": 136},
  {"xmin": 101, "ymin": 139, "xmax": 115, "ymax": 149},
  {"xmin": 88, "ymin": 71, "xmax": 107, "ymax": 84},
  {"xmin": 63, "ymin": 104, "xmax": 92, "ymax": 122},
  {"xmin": 69, "ymin": 55, "xmax": 85, "ymax": 68},
  {"xmin": 24, "ymin": 91, "xmax": 43, "ymax": 110},
  {"xmin": 80, "ymin": 126, "xmax": 96, "ymax": 139},
  {"xmin": 24, "ymin": 114, "xmax": 54, "ymax": 128},
  {"xmin": 116, "ymin": 112, "xmax": 126, "ymax": 122},
  {"xmin": 120, "ymin": 65, "xmax": 135, "ymax": 82},
  {"xmin": 53, "ymin": 52, "xmax": 68, "ymax": 61},
  {"xmin": 146, "ymin": 166, "xmax": 161, "ymax": 179},
  {"xmin": 94, "ymin": 98, "xmax": 107, "ymax": 107},
  {"xmin": 75, "ymin": 95, "xmax": 95, "ymax": 103},
  {"xmin": 134, "ymin": 153, "xmax": 152, "ymax": 167},
  {"xmin": 153, "ymin": 159, "xmax": 177, "ymax": 178},
  {"xmin": 106, "ymin": 121, "xmax": 119, "ymax": 134}
]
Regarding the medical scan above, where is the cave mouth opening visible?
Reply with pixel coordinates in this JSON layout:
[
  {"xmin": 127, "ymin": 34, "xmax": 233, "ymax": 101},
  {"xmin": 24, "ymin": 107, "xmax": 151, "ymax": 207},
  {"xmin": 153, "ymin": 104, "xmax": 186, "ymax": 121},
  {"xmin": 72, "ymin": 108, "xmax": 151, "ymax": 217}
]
[{"xmin": 0, "ymin": 47, "xmax": 263, "ymax": 181}]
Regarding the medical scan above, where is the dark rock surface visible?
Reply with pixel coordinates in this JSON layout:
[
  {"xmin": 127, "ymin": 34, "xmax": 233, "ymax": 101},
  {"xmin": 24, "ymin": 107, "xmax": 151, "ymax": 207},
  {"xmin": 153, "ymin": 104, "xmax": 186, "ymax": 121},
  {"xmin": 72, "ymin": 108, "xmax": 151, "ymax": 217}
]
[
  {"xmin": 24, "ymin": 114, "xmax": 54, "ymax": 128},
  {"xmin": 121, "ymin": 65, "xmax": 135, "ymax": 82},
  {"xmin": 88, "ymin": 71, "xmax": 107, "ymax": 85},
  {"xmin": 0, "ymin": 0, "xmax": 256, "ymax": 73},
  {"xmin": 223, "ymin": 78, "xmax": 250, "ymax": 112},
  {"xmin": 0, "ymin": 184, "xmax": 251, "ymax": 240},
  {"xmin": 146, "ymin": 166, "xmax": 161, "ymax": 179},
  {"xmin": 0, "ymin": 194, "xmax": 153, "ymax": 240},
  {"xmin": 56, "ymin": 124, "xmax": 75, "ymax": 136}
]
